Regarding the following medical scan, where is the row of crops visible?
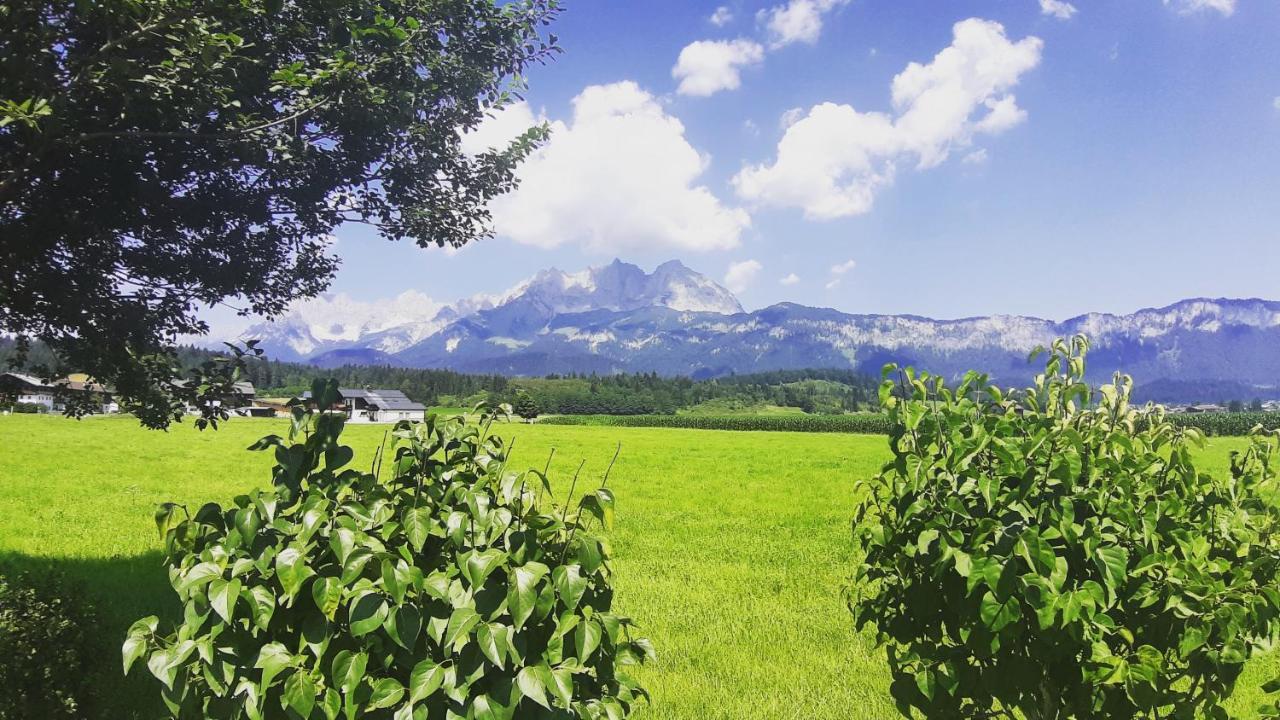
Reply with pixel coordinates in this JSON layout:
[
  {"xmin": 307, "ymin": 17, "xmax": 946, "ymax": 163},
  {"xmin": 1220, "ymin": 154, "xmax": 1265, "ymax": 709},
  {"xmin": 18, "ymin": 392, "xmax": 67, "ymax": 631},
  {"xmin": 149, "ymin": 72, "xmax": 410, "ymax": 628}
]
[
  {"xmin": 1164, "ymin": 411, "xmax": 1280, "ymax": 436},
  {"xmin": 540, "ymin": 411, "xmax": 1280, "ymax": 436}
]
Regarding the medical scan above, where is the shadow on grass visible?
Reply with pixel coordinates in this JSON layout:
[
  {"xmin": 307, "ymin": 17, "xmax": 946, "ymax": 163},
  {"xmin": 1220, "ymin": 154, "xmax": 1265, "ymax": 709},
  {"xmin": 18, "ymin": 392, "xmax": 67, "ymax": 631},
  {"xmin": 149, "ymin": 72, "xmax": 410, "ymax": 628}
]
[{"xmin": 0, "ymin": 550, "xmax": 176, "ymax": 720}]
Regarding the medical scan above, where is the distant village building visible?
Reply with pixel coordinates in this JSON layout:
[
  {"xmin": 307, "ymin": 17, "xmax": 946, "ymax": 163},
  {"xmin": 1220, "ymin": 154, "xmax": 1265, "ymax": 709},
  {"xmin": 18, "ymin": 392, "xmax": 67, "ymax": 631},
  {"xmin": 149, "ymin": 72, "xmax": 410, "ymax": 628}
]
[
  {"xmin": 170, "ymin": 379, "xmax": 257, "ymax": 414},
  {"xmin": 1184, "ymin": 403, "xmax": 1228, "ymax": 414},
  {"xmin": 0, "ymin": 372, "xmax": 116, "ymax": 413},
  {"xmin": 0, "ymin": 372, "xmax": 57, "ymax": 409},
  {"xmin": 303, "ymin": 387, "xmax": 425, "ymax": 423}
]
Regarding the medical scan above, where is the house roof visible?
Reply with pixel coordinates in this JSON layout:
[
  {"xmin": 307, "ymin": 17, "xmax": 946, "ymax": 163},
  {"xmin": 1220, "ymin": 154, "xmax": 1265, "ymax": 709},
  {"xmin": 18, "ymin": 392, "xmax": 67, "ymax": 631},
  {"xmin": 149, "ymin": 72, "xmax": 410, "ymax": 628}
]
[
  {"xmin": 305, "ymin": 387, "xmax": 425, "ymax": 412},
  {"xmin": 365, "ymin": 389, "xmax": 425, "ymax": 411},
  {"xmin": 0, "ymin": 372, "xmax": 54, "ymax": 390}
]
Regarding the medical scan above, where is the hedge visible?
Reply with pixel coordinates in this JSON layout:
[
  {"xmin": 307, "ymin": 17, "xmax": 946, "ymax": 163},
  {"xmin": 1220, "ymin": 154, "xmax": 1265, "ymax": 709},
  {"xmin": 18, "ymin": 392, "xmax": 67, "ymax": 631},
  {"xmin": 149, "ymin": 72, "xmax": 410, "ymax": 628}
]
[{"xmin": 539, "ymin": 411, "xmax": 1280, "ymax": 437}]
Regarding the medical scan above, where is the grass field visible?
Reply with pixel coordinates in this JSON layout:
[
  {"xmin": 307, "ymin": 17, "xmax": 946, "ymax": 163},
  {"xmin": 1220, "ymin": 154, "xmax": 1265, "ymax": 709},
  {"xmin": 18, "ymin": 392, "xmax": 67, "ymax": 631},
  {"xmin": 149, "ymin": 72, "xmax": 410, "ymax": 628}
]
[{"xmin": 1, "ymin": 413, "xmax": 1277, "ymax": 719}]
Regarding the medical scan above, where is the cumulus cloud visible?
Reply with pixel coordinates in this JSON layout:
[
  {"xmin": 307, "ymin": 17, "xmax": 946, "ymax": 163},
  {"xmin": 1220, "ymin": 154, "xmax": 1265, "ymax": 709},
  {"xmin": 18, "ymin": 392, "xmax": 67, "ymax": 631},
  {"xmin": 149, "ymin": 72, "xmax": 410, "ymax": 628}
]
[
  {"xmin": 780, "ymin": 272, "xmax": 800, "ymax": 286},
  {"xmin": 733, "ymin": 18, "xmax": 1042, "ymax": 220},
  {"xmin": 1164, "ymin": 0, "xmax": 1235, "ymax": 16},
  {"xmin": 673, "ymin": 39, "xmax": 765, "ymax": 97},
  {"xmin": 724, "ymin": 259, "xmax": 764, "ymax": 293},
  {"xmin": 710, "ymin": 5, "xmax": 734, "ymax": 26},
  {"xmin": 758, "ymin": 0, "xmax": 851, "ymax": 49},
  {"xmin": 470, "ymin": 82, "xmax": 749, "ymax": 252},
  {"xmin": 1039, "ymin": 0, "xmax": 1078, "ymax": 20}
]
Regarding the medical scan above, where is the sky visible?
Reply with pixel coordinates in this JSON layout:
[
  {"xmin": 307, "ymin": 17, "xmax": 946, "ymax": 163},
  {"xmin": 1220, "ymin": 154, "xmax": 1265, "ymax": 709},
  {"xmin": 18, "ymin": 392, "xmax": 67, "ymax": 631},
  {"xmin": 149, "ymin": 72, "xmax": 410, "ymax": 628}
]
[{"xmin": 206, "ymin": 0, "xmax": 1280, "ymax": 338}]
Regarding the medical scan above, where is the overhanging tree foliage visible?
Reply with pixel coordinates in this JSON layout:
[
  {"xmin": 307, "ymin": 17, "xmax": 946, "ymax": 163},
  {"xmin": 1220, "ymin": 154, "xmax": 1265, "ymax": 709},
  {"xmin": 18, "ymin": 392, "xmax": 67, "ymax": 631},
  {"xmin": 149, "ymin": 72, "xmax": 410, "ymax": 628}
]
[{"xmin": 0, "ymin": 0, "xmax": 560, "ymax": 427}]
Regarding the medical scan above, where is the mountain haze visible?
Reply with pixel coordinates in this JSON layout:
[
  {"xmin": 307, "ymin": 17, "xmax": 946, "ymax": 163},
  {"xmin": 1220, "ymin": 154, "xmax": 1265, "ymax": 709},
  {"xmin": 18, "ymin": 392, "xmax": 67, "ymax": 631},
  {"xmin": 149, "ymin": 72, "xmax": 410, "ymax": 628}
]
[{"xmin": 241, "ymin": 260, "xmax": 1280, "ymax": 396}]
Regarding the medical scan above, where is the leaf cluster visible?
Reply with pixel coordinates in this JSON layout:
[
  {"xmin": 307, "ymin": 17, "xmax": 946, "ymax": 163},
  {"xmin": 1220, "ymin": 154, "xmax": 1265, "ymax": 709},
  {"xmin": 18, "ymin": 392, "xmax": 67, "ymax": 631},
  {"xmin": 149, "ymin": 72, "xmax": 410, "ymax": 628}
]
[
  {"xmin": 125, "ymin": 380, "xmax": 651, "ymax": 719},
  {"xmin": 852, "ymin": 336, "xmax": 1280, "ymax": 719}
]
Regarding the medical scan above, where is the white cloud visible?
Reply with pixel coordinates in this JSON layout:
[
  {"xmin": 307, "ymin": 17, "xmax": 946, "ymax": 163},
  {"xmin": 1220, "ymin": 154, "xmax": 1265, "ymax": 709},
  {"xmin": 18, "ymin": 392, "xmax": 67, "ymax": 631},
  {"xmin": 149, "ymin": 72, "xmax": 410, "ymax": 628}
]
[
  {"xmin": 673, "ymin": 39, "xmax": 765, "ymax": 97},
  {"xmin": 830, "ymin": 259, "xmax": 857, "ymax": 275},
  {"xmin": 724, "ymin": 260, "xmax": 763, "ymax": 293},
  {"xmin": 1273, "ymin": 97, "xmax": 1280, "ymax": 112},
  {"xmin": 733, "ymin": 18, "xmax": 1042, "ymax": 220},
  {"xmin": 962, "ymin": 148, "xmax": 989, "ymax": 165},
  {"xmin": 780, "ymin": 106, "xmax": 806, "ymax": 130},
  {"xmin": 460, "ymin": 102, "xmax": 543, "ymax": 155},
  {"xmin": 1039, "ymin": 0, "xmax": 1077, "ymax": 20},
  {"xmin": 825, "ymin": 278, "xmax": 842, "ymax": 290},
  {"xmin": 710, "ymin": 5, "xmax": 734, "ymax": 26},
  {"xmin": 474, "ymin": 82, "xmax": 750, "ymax": 252},
  {"xmin": 780, "ymin": 272, "xmax": 801, "ymax": 286},
  {"xmin": 1164, "ymin": 0, "xmax": 1235, "ymax": 16},
  {"xmin": 757, "ymin": 0, "xmax": 851, "ymax": 49}
]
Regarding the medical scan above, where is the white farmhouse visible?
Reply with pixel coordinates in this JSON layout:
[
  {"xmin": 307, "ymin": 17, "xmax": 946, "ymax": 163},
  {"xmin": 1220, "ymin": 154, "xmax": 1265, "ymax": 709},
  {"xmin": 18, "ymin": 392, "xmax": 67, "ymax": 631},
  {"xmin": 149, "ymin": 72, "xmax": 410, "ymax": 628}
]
[
  {"xmin": 0, "ymin": 372, "xmax": 58, "ymax": 409},
  {"xmin": 303, "ymin": 387, "xmax": 426, "ymax": 423}
]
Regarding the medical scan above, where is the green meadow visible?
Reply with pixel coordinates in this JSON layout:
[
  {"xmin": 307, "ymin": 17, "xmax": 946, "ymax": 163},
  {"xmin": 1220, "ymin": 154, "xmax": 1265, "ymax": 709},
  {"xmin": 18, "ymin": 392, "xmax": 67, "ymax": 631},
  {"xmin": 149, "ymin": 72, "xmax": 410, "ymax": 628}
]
[{"xmin": 1, "ymin": 414, "xmax": 1277, "ymax": 719}]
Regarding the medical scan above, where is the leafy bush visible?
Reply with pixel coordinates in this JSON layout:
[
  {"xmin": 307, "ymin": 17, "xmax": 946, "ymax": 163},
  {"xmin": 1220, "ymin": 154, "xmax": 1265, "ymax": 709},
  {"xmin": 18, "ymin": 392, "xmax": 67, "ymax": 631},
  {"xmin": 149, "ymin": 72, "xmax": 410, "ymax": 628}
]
[
  {"xmin": 125, "ymin": 382, "xmax": 652, "ymax": 719},
  {"xmin": 541, "ymin": 413, "xmax": 892, "ymax": 434},
  {"xmin": 851, "ymin": 337, "xmax": 1280, "ymax": 719},
  {"xmin": 0, "ymin": 565, "xmax": 98, "ymax": 719},
  {"xmin": 9, "ymin": 402, "xmax": 46, "ymax": 414}
]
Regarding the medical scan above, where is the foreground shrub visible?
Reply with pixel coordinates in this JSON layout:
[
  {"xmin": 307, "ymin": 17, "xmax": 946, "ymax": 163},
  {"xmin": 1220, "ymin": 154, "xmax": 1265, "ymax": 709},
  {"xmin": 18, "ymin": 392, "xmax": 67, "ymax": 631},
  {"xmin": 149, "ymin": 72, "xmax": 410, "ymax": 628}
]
[
  {"xmin": 851, "ymin": 337, "xmax": 1280, "ymax": 719},
  {"xmin": 125, "ymin": 382, "xmax": 652, "ymax": 719},
  {"xmin": 0, "ymin": 565, "xmax": 98, "ymax": 719}
]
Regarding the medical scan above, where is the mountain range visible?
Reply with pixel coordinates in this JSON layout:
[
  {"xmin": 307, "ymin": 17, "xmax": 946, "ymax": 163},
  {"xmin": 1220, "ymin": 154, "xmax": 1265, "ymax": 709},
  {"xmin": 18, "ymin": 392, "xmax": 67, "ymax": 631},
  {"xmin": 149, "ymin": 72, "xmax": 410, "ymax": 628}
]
[{"xmin": 241, "ymin": 260, "xmax": 1280, "ymax": 397}]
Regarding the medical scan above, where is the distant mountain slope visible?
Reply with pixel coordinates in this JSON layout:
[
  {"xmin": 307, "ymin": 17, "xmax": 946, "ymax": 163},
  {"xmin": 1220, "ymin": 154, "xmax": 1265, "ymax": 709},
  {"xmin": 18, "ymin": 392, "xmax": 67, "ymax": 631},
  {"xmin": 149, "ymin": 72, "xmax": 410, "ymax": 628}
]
[{"xmin": 241, "ymin": 260, "xmax": 1280, "ymax": 398}]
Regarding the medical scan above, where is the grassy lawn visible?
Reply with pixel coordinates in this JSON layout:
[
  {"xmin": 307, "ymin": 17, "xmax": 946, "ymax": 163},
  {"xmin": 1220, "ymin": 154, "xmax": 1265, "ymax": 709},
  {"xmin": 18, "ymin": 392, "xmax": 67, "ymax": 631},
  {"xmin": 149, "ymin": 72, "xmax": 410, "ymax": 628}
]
[{"xmin": 0, "ymin": 413, "xmax": 1276, "ymax": 718}]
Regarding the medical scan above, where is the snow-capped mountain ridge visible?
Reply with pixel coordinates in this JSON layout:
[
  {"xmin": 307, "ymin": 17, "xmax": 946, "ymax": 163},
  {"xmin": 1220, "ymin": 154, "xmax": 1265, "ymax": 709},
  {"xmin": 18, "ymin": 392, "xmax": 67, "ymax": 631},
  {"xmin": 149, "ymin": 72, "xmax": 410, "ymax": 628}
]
[
  {"xmin": 242, "ymin": 259, "xmax": 742, "ymax": 361},
  {"xmin": 241, "ymin": 261, "xmax": 1280, "ymax": 394}
]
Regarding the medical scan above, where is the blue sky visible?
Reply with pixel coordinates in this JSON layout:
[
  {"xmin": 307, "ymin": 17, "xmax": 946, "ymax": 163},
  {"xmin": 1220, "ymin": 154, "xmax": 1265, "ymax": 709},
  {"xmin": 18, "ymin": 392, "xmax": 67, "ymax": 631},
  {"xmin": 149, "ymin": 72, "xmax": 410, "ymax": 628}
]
[{"xmin": 211, "ymin": 0, "xmax": 1280, "ymax": 337}]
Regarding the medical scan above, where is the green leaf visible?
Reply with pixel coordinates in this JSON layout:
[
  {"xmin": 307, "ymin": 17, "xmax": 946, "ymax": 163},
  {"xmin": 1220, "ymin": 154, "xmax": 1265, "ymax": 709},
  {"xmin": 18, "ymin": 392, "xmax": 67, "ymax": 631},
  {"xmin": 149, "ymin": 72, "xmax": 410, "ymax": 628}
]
[
  {"xmin": 311, "ymin": 576, "xmax": 343, "ymax": 619},
  {"xmin": 209, "ymin": 577, "xmax": 241, "ymax": 624},
  {"xmin": 331, "ymin": 650, "xmax": 368, "ymax": 697},
  {"xmin": 574, "ymin": 618, "xmax": 603, "ymax": 662},
  {"xmin": 385, "ymin": 604, "xmax": 422, "ymax": 650},
  {"xmin": 348, "ymin": 590, "xmax": 388, "ymax": 637},
  {"xmin": 276, "ymin": 546, "xmax": 314, "ymax": 600},
  {"xmin": 255, "ymin": 642, "xmax": 293, "ymax": 690},
  {"xmin": 444, "ymin": 606, "xmax": 480, "ymax": 650},
  {"xmin": 508, "ymin": 562, "xmax": 549, "ymax": 630},
  {"xmin": 122, "ymin": 616, "xmax": 157, "ymax": 675},
  {"xmin": 381, "ymin": 558, "xmax": 405, "ymax": 605},
  {"xmin": 404, "ymin": 506, "xmax": 431, "ymax": 553},
  {"xmin": 547, "ymin": 666, "xmax": 574, "ymax": 707},
  {"xmin": 979, "ymin": 591, "xmax": 1021, "ymax": 632},
  {"xmin": 553, "ymin": 565, "xmax": 588, "ymax": 612},
  {"xmin": 409, "ymin": 660, "xmax": 445, "ymax": 703},
  {"xmin": 1095, "ymin": 545, "xmax": 1129, "ymax": 602},
  {"xmin": 368, "ymin": 677, "xmax": 404, "ymax": 710},
  {"xmin": 246, "ymin": 585, "xmax": 277, "ymax": 629},
  {"xmin": 282, "ymin": 669, "xmax": 317, "ymax": 719},
  {"xmin": 477, "ymin": 622, "xmax": 512, "ymax": 668},
  {"xmin": 461, "ymin": 548, "xmax": 507, "ymax": 588},
  {"xmin": 517, "ymin": 665, "xmax": 551, "ymax": 709}
]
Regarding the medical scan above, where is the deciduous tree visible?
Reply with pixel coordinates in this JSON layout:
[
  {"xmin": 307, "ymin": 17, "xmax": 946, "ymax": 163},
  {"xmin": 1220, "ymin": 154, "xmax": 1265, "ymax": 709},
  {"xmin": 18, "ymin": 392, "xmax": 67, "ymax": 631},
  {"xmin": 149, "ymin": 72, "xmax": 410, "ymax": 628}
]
[{"xmin": 0, "ymin": 0, "xmax": 559, "ymax": 426}]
